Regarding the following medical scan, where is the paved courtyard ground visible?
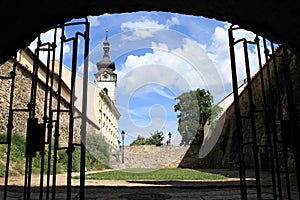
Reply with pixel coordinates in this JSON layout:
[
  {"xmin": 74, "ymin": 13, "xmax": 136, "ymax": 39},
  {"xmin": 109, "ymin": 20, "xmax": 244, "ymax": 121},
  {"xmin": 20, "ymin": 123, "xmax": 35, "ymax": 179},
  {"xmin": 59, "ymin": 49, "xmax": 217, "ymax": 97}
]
[{"xmin": 0, "ymin": 169, "xmax": 298, "ymax": 199}]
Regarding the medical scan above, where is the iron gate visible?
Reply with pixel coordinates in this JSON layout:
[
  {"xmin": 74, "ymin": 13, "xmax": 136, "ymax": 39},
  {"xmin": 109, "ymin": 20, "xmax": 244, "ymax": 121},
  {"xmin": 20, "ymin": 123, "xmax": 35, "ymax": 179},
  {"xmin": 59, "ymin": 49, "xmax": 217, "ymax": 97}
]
[
  {"xmin": 1, "ymin": 17, "xmax": 300, "ymax": 200},
  {"xmin": 0, "ymin": 17, "xmax": 89, "ymax": 200},
  {"xmin": 228, "ymin": 25, "xmax": 300, "ymax": 199}
]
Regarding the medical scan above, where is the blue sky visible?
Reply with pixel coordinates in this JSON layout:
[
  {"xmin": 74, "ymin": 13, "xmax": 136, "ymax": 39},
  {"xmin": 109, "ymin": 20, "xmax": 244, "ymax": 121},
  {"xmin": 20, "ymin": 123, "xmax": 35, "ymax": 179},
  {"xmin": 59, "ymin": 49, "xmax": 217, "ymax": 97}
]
[{"xmin": 30, "ymin": 11, "xmax": 264, "ymax": 146}]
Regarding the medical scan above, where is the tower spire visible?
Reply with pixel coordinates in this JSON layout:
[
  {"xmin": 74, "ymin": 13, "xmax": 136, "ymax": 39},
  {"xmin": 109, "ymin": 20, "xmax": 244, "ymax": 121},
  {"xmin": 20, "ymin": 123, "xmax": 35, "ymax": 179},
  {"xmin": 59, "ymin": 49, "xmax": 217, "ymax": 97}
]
[
  {"xmin": 96, "ymin": 28, "xmax": 116, "ymax": 71},
  {"xmin": 103, "ymin": 28, "xmax": 110, "ymax": 60},
  {"xmin": 105, "ymin": 28, "xmax": 108, "ymax": 40},
  {"xmin": 94, "ymin": 28, "xmax": 117, "ymax": 104}
]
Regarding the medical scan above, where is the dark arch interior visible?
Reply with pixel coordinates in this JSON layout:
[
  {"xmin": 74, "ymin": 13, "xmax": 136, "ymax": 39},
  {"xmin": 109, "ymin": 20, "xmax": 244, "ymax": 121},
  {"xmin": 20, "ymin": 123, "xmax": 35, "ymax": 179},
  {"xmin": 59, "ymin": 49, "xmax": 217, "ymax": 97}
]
[
  {"xmin": 0, "ymin": 2, "xmax": 300, "ymax": 199},
  {"xmin": 1, "ymin": 0, "xmax": 300, "ymax": 65}
]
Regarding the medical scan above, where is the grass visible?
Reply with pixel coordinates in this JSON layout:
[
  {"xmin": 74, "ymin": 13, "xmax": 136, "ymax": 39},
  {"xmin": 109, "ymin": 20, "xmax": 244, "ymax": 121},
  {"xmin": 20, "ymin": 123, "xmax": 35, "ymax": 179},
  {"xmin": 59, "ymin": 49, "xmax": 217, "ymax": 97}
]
[
  {"xmin": 81, "ymin": 168, "xmax": 227, "ymax": 180},
  {"xmin": 0, "ymin": 132, "xmax": 109, "ymax": 177}
]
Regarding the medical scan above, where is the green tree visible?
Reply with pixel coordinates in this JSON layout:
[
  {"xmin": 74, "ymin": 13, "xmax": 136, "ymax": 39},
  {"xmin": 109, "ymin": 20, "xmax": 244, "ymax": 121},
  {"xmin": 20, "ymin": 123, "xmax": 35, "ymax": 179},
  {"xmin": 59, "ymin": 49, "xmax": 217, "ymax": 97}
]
[
  {"xmin": 85, "ymin": 132, "xmax": 110, "ymax": 167},
  {"xmin": 130, "ymin": 135, "xmax": 147, "ymax": 146},
  {"xmin": 130, "ymin": 131, "xmax": 164, "ymax": 146},
  {"xmin": 174, "ymin": 88, "xmax": 221, "ymax": 146},
  {"xmin": 148, "ymin": 130, "xmax": 164, "ymax": 146}
]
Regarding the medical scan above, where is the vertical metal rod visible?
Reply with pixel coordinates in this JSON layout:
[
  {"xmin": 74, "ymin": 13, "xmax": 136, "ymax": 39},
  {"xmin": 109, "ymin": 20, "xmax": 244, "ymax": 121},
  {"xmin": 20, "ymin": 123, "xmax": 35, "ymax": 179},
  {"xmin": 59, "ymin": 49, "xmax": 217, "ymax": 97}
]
[
  {"xmin": 281, "ymin": 45, "xmax": 300, "ymax": 199},
  {"xmin": 66, "ymin": 35, "xmax": 78, "ymax": 200},
  {"xmin": 269, "ymin": 42, "xmax": 292, "ymax": 199},
  {"xmin": 228, "ymin": 25, "xmax": 247, "ymax": 200},
  {"xmin": 23, "ymin": 156, "xmax": 29, "ymax": 199},
  {"xmin": 24, "ymin": 37, "xmax": 41, "ymax": 200},
  {"xmin": 243, "ymin": 40, "xmax": 262, "ymax": 200},
  {"xmin": 80, "ymin": 18, "xmax": 90, "ymax": 200},
  {"xmin": 39, "ymin": 44, "xmax": 52, "ymax": 200},
  {"xmin": 46, "ymin": 27, "xmax": 58, "ymax": 200},
  {"xmin": 255, "ymin": 36, "xmax": 279, "ymax": 199},
  {"xmin": 26, "ymin": 156, "xmax": 33, "ymax": 200},
  {"xmin": 3, "ymin": 54, "xmax": 17, "ymax": 200},
  {"xmin": 122, "ymin": 138, "xmax": 125, "ymax": 163},
  {"xmin": 46, "ymin": 111, "xmax": 53, "ymax": 200},
  {"xmin": 260, "ymin": 38, "xmax": 285, "ymax": 199},
  {"xmin": 52, "ymin": 25, "xmax": 65, "ymax": 200}
]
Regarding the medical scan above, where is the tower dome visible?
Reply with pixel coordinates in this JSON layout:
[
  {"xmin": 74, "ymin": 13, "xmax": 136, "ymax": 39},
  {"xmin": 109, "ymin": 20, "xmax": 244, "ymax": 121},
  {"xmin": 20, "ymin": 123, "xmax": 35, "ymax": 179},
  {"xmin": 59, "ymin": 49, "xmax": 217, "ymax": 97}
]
[{"xmin": 96, "ymin": 28, "xmax": 115, "ymax": 71}]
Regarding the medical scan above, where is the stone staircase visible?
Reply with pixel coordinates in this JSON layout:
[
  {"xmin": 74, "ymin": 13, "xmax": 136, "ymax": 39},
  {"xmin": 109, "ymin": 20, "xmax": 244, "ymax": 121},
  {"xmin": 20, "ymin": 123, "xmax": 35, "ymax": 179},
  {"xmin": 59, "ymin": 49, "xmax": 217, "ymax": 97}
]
[{"xmin": 110, "ymin": 145, "xmax": 190, "ymax": 169}]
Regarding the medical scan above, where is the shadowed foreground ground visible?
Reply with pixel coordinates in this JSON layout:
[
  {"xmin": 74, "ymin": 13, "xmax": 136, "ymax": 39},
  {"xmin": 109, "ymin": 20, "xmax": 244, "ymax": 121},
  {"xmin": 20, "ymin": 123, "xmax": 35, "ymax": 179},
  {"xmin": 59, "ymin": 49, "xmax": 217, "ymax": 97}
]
[{"xmin": 0, "ymin": 169, "xmax": 298, "ymax": 199}]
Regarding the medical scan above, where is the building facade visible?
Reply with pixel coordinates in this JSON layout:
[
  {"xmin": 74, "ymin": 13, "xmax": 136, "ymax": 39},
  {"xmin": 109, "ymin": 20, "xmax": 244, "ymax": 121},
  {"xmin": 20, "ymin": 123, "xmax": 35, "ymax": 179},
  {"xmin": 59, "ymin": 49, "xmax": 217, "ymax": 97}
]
[
  {"xmin": 94, "ymin": 29, "xmax": 120, "ymax": 150},
  {"xmin": 15, "ymin": 32, "xmax": 120, "ymax": 151}
]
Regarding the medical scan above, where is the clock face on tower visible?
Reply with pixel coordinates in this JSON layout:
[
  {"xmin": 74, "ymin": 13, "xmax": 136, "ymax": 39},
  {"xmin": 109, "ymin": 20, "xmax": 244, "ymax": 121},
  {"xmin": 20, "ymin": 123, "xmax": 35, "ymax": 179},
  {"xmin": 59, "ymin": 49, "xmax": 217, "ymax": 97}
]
[
  {"xmin": 100, "ymin": 71, "xmax": 116, "ymax": 82},
  {"xmin": 102, "ymin": 72, "xmax": 109, "ymax": 79}
]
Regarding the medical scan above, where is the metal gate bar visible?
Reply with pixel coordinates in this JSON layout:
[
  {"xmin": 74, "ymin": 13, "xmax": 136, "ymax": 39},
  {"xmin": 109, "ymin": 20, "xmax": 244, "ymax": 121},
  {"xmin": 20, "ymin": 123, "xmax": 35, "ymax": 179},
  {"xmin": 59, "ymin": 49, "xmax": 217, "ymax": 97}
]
[
  {"xmin": 267, "ymin": 41, "xmax": 293, "ymax": 199},
  {"xmin": 0, "ymin": 74, "xmax": 30, "ymax": 200},
  {"xmin": 262, "ymin": 39, "xmax": 291, "ymax": 199},
  {"xmin": 281, "ymin": 45, "xmax": 300, "ymax": 199},
  {"xmin": 228, "ymin": 25, "xmax": 248, "ymax": 199},
  {"xmin": 254, "ymin": 36, "xmax": 279, "ymax": 199},
  {"xmin": 45, "ymin": 27, "xmax": 58, "ymax": 200},
  {"xmin": 0, "ymin": 54, "xmax": 17, "ymax": 200},
  {"xmin": 229, "ymin": 24, "xmax": 300, "ymax": 199},
  {"xmin": 242, "ymin": 38, "xmax": 262, "ymax": 200},
  {"xmin": 79, "ymin": 17, "xmax": 90, "ymax": 200},
  {"xmin": 51, "ymin": 18, "xmax": 89, "ymax": 200},
  {"xmin": 29, "ymin": 39, "xmax": 57, "ymax": 200},
  {"xmin": 24, "ymin": 35, "xmax": 42, "ymax": 200},
  {"xmin": 0, "ymin": 17, "xmax": 89, "ymax": 200}
]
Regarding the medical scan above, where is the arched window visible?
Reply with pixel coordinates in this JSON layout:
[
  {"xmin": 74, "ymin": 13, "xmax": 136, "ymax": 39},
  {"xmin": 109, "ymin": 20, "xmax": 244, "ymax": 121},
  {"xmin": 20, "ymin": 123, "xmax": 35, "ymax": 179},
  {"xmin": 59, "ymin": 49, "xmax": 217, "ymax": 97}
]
[{"xmin": 103, "ymin": 88, "xmax": 108, "ymax": 95}]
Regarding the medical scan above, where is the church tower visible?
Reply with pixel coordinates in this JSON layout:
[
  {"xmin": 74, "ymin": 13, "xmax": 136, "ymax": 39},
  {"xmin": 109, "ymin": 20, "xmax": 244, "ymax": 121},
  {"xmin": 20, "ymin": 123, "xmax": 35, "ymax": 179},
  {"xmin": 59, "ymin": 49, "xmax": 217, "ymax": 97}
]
[{"xmin": 94, "ymin": 29, "xmax": 117, "ymax": 104}]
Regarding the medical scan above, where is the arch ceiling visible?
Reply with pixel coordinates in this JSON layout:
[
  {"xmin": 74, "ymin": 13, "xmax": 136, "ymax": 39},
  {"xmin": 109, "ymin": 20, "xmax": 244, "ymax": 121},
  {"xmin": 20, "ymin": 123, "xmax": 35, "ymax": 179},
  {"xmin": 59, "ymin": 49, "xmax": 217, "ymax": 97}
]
[{"xmin": 0, "ymin": 0, "xmax": 299, "ymax": 65}]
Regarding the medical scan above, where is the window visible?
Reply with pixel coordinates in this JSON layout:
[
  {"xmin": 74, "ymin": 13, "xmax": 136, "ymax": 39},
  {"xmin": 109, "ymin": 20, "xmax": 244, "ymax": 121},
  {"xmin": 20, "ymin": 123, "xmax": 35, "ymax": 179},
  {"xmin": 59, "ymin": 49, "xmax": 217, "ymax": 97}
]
[{"xmin": 103, "ymin": 88, "xmax": 108, "ymax": 95}]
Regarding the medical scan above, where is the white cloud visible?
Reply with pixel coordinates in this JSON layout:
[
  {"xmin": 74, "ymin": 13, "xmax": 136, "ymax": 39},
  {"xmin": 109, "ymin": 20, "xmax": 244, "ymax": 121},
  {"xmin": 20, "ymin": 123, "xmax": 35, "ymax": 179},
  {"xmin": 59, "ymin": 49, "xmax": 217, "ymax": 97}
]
[
  {"xmin": 77, "ymin": 60, "xmax": 97, "ymax": 78},
  {"xmin": 118, "ymin": 105, "xmax": 148, "ymax": 121},
  {"xmin": 117, "ymin": 38, "xmax": 225, "ymax": 102},
  {"xmin": 88, "ymin": 16, "xmax": 101, "ymax": 26},
  {"xmin": 118, "ymin": 103, "xmax": 168, "ymax": 138},
  {"xmin": 87, "ymin": 14, "xmax": 271, "ymax": 145},
  {"xmin": 29, "ymin": 28, "xmax": 71, "ymax": 65},
  {"xmin": 120, "ymin": 16, "xmax": 180, "ymax": 40},
  {"xmin": 166, "ymin": 17, "xmax": 180, "ymax": 27},
  {"xmin": 205, "ymin": 23, "xmax": 266, "ymax": 93},
  {"xmin": 115, "ymin": 37, "xmax": 226, "ymax": 142},
  {"xmin": 152, "ymin": 87, "xmax": 176, "ymax": 100}
]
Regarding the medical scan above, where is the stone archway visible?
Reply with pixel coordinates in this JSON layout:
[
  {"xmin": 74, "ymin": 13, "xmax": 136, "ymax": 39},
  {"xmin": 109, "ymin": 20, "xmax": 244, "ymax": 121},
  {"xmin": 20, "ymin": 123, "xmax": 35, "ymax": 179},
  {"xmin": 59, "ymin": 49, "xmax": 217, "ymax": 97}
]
[
  {"xmin": 1, "ymin": 0, "xmax": 300, "ymax": 65},
  {"xmin": 1, "ymin": 2, "xmax": 300, "ymax": 200}
]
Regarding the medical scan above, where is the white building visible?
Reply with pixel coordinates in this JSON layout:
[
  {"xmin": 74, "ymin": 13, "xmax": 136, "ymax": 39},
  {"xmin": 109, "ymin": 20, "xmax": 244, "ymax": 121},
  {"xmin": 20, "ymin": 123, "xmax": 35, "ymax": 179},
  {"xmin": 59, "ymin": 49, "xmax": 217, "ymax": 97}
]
[
  {"xmin": 16, "ymin": 30, "xmax": 120, "ymax": 150},
  {"xmin": 93, "ymin": 29, "xmax": 120, "ymax": 150}
]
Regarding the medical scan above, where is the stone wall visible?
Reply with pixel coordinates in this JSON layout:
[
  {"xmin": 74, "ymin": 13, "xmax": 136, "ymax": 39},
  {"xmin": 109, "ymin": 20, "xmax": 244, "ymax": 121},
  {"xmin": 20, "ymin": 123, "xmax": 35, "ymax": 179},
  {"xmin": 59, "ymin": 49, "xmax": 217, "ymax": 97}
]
[
  {"xmin": 113, "ymin": 145, "xmax": 189, "ymax": 169},
  {"xmin": 182, "ymin": 45, "xmax": 299, "ymax": 170},
  {"xmin": 0, "ymin": 60, "xmax": 74, "ymax": 145}
]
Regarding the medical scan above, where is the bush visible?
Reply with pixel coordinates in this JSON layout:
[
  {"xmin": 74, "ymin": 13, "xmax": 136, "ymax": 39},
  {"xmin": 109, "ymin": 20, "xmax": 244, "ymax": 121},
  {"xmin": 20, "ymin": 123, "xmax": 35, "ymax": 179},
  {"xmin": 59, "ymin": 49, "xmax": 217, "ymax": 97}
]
[
  {"xmin": 0, "ymin": 132, "xmax": 109, "ymax": 176},
  {"xmin": 130, "ymin": 131, "xmax": 164, "ymax": 146}
]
